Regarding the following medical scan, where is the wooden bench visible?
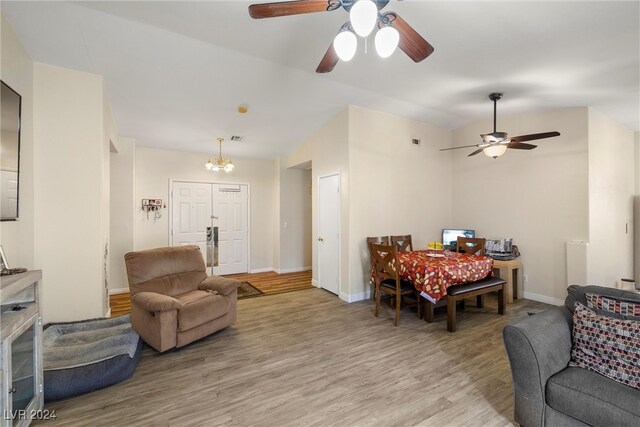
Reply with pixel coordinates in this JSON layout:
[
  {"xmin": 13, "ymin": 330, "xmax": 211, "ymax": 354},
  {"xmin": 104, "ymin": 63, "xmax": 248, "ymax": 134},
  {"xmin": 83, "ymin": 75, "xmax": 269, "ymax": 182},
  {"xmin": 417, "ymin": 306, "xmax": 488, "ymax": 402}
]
[{"xmin": 423, "ymin": 276, "xmax": 507, "ymax": 332}]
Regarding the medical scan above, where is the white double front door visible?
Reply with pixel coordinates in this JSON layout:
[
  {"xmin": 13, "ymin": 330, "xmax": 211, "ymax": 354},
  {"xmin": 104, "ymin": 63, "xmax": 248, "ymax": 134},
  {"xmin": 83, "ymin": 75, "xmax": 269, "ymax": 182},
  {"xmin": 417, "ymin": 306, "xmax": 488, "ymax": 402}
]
[{"xmin": 171, "ymin": 181, "xmax": 249, "ymax": 276}]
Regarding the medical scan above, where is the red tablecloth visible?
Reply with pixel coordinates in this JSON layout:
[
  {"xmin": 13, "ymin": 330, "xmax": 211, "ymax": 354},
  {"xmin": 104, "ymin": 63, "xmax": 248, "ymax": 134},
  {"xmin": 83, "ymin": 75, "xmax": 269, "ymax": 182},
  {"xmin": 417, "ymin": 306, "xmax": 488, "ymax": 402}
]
[{"xmin": 398, "ymin": 250, "xmax": 493, "ymax": 302}]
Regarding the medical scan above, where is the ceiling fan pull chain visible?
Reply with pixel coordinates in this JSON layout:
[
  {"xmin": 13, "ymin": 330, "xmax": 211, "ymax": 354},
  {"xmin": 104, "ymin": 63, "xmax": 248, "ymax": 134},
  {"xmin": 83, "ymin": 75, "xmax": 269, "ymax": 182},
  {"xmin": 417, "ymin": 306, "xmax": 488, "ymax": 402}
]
[{"xmin": 364, "ymin": 36, "xmax": 368, "ymax": 54}]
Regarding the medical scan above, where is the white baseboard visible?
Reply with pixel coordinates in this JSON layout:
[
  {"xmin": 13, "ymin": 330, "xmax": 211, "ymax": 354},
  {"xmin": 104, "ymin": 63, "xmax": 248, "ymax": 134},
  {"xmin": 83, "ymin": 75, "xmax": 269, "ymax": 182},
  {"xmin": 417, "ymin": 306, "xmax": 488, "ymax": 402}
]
[
  {"xmin": 109, "ymin": 287, "xmax": 129, "ymax": 295},
  {"xmin": 312, "ymin": 279, "xmax": 319, "ymax": 287},
  {"xmin": 249, "ymin": 267, "xmax": 274, "ymax": 274},
  {"xmin": 276, "ymin": 266, "xmax": 312, "ymax": 274},
  {"xmin": 105, "ymin": 308, "xmax": 112, "ymax": 318},
  {"xmin": 523, "ymin": 291, "xmax": 564, "ymax": 306},
  {"xmin": 339, "ymin": 290, "xmax": 371, "ymax": 303}
]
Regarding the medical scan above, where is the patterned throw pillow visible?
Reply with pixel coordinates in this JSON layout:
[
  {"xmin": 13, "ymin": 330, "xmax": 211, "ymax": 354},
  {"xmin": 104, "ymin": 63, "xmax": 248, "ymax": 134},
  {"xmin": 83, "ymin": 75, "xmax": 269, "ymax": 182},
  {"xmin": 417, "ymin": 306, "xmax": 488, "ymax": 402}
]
[
  {"xmin": 569, "ymin": 302, "xmax": 640, "ymax": 390},
  {"xmin": 585, "ymin": 293, "xmax": 640, "ymax": 320}
]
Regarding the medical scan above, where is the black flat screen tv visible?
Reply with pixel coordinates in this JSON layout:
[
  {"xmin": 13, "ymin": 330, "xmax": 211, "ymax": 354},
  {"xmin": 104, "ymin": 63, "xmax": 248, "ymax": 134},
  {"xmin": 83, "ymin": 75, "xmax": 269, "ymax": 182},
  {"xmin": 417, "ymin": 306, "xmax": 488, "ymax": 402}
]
[{"xmin": 442, "ymin": 229, "xmax": 475, "ymax": 251}]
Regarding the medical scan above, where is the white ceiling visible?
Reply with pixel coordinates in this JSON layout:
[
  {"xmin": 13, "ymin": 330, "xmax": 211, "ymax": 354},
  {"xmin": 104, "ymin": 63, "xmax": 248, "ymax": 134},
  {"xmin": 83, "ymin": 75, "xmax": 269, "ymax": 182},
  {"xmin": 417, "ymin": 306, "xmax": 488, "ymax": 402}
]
[{"xmin": 2, "ymin": 1, "xmax": 638, "ymax": 159}]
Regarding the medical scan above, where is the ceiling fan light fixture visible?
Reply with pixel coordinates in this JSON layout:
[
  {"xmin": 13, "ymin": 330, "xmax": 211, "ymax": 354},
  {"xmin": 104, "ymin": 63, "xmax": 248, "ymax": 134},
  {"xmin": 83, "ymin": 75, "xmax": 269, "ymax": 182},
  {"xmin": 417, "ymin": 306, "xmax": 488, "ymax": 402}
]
[
  {"xmin": 483, "ymin": 144, "xmax": 508, "ymax": 159},
  {"xmin": 374, "ymin": 26, "xmax": 399, "ymax": 58},
  {"xmin": 334, "ymin": 30, "xmax": 358, "ymax": 61},
  {"xmin": 481, "ymin": 132, "xmax": 509, "ymax": 144},
  {"xmin": 350, "ymin": 0, "xmax": 378, "ymax": 37}
]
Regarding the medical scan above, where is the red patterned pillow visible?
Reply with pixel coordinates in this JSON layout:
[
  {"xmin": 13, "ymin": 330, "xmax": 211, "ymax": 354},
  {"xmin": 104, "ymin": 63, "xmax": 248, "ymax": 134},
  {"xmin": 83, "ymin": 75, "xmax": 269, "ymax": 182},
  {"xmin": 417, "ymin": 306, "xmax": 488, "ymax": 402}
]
[
  {"xmin": 585, "ymin": 293, "xmax": 640, "ymax": 319},
  {"xmin": 569, "ymin": 302, "xmax": 640, "ymax": 390}
]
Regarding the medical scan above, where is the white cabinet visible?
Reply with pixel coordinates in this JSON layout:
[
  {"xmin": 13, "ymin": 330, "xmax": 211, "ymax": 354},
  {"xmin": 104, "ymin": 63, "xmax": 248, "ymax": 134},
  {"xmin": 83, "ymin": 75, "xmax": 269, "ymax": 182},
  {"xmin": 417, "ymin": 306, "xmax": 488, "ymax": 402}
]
[{"xmin": 0, "ymin": 271, "xmax": 43, "ymax": 427}]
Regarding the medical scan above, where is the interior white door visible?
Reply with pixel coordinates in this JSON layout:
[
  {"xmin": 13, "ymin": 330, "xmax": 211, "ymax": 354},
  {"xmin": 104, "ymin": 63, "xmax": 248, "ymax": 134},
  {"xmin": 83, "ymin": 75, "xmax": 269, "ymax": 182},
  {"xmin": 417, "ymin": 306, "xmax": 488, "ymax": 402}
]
[
  {"xmin": 211, "ymin": 184, "xmax": 249, "ymax": 275},
  {"xmin": 318, "ymin": 174, "xmax": 340, "ymax": 295},
  {"xmin": 171, "ymin": 182, "xmax": 212, "ymax": 260}
]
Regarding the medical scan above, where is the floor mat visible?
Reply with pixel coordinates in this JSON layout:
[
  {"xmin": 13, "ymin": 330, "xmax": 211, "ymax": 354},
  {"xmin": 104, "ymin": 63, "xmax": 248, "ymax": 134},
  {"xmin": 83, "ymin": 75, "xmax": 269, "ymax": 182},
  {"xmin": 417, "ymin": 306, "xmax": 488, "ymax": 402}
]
[{"xmin": 237, "ymin": 281, "xmax": 264, "ymax": 299}]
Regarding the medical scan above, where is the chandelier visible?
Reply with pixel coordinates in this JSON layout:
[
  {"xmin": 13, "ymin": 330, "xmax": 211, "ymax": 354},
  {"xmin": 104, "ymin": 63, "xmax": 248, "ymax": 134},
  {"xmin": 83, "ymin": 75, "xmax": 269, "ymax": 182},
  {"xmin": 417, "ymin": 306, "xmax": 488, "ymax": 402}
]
[
  {"xmin": 205, "ymin": 138, "xmax": 235, "ymax": 173},
  {"xmin": 333, "ymin": 0, "xmax": 401, "ymax": 62}
]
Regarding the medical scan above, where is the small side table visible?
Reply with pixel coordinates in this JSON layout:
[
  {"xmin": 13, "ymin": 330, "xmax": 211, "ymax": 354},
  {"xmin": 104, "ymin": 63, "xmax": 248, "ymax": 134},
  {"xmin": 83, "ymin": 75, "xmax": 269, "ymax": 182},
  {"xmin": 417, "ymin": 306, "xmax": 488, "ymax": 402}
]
[{"xmin": 492, "ymin": 259, "xmax": 522, "ymax": 303}]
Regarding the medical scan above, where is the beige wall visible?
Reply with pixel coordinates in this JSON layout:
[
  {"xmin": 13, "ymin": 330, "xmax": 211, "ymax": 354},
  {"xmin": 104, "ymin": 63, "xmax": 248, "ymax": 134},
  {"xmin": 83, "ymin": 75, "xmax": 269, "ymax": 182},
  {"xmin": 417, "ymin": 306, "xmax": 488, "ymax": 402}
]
[
  {"xmin": 277, "ymin": 160, "xmax": 312, "ymax": 272},
  {"xmin": 102, "ymin": 84, "xmax": 117, "ymax": 313},
  {"xmin": 451, "ymin": 108, "xmax": 590, "ymax": 304},
  {"xmin": 286, "ymin": 140, "xmax": 313, "ymax": 169},
  {"xmin": 33, "ymin": 63, "xmax": 109, "ymax": 322},
  {"xmin": 134, "ymin": 147, "xmax": 276, "ymax": 272},
  {"xmin": 272, "ymin": 159, "xmax": 281, "ymax": 272},
  {"xmin": 348, "ymin": 106, "xmax": 453, "ymax": 298},
  {"xmin": 307, "ymin": 109, "xmax": 351, "ymax": 296},
  {"xmin": 110, "ymin": 137, "xmax": 135, "ymax": 292},
  {"xmin": 587, "ymin": 109, "xmax": 635, "ymax": 287},
  {"xmin": 0, "ymin": 13, "xmax": 34, "ymax": 269}
]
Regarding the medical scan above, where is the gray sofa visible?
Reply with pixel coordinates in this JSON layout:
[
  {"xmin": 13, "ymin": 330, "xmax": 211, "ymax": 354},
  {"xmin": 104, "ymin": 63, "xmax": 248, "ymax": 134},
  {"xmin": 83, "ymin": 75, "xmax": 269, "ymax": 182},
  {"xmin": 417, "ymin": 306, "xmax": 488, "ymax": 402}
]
[{"xmin": 503, "ymin": 285, "xmax": 640, "ymax": 427}]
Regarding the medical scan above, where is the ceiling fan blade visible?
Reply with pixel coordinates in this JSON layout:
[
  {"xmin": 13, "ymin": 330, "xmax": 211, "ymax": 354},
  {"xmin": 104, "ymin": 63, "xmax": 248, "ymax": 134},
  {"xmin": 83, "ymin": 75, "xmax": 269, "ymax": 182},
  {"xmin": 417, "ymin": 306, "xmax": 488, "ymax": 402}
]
[
  {"xmin": 509, "ymin": 131, "xmax": 560, "ymax": 143},
  {"xmin": 468, "ymin": 149, "xmax": 484, "ymax": 157},
  {"xmin": 440, "ymin": 144, "xmax": 480, "ymax": 152},
  {"xmin": 249, "ymin": 0, "xmax": 339, "ymax": 19},
  {"xmin": 507, "ymin": 142, "xmax": 537, "ymax": 150},
  {"xmin": 383, "ymin": 13, "xmax": 434, "ymax": 62},
  {"xmin": 316, "ymin": 39, "xmax": 339, "ymax": 73}
]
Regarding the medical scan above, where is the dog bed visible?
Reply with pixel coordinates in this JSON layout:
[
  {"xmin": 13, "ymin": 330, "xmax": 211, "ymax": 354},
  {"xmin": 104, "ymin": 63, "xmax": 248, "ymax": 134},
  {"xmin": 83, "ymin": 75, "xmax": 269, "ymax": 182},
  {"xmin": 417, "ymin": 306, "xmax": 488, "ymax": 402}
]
[{"xmin": 42, "ymin": 315, "xmax": 141, "ymax": 401}]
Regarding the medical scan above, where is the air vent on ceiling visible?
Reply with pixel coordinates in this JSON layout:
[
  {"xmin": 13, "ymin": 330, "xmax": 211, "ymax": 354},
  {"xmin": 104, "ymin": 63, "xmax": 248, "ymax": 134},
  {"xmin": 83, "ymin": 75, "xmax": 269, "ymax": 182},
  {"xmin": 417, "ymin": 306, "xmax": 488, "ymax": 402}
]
[
  {"xmin": 230, "ymin": 136, "xmax": 244, "ymax": 142},
  {"xmin": 411, "ymin": 138, "xmax": 421, "ymax": 146}
]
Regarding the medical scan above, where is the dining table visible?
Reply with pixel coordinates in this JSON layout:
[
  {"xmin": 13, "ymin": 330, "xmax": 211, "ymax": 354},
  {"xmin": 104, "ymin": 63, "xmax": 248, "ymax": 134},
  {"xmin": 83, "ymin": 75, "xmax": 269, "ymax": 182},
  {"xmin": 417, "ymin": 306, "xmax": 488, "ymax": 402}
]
[{"xmin": 396, "ymin": 250, "xmax": 494, "ymax": 303}]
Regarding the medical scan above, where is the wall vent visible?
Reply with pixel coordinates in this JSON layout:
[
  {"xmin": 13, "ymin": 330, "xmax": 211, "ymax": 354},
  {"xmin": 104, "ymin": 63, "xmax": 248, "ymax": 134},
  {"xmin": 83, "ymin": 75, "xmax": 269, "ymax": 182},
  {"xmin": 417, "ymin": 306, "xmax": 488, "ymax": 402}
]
[
  {"xmin": 411, "ymin": 138, "xmax": 421, "ymax": 146},
  {"xmin": 230, "ymin": 135, "xmax": 244, "ymax": 142}
]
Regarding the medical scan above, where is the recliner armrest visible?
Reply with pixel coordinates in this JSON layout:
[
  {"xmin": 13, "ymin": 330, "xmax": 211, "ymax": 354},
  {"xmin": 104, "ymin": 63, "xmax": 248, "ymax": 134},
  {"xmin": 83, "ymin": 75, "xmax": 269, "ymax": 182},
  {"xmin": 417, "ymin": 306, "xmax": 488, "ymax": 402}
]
[
  {"xmin": 503, "ymin": 307, "xmax": 573, "ymax": 427},
  {"xmin": 132, "ymin": 292, "xmax": 183, "ymax": 312},
  {"xmin": 199, "ymin": 276, "xmax": 241, "ymax": 296}
]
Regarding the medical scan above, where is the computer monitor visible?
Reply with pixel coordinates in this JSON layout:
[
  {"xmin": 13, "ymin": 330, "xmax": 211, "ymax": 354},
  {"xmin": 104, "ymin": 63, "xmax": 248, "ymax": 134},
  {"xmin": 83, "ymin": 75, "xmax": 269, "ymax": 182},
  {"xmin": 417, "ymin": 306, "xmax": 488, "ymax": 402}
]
[{"xmin": 442, "ymin": 229, "xmax": 476, "ymax": 251}]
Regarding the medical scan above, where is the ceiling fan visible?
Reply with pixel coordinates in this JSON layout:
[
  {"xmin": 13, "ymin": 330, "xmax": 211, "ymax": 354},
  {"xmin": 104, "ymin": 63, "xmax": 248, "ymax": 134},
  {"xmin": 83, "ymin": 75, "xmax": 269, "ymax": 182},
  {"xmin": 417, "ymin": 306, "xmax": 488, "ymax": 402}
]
[
  {"xmin": 248, "ymin": 0, "xmax": 434, "ymax": 73},
  {"xmin": 441, "ymin": 93, "xmax": 561, "ymax": 159}
]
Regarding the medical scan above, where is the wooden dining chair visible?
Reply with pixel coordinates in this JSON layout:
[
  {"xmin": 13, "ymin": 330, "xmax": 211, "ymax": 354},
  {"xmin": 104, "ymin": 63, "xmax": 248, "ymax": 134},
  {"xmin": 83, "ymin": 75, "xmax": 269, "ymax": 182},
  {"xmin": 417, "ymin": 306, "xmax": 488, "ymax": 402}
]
[
  {"xmin": 390, "ymin": 235, "xmax": 413, "ymax": 252},
  {"xmin": 456, "ymin": 237, "xmax": 486, "ymax": 256},
  {"xmin": 367, "ymin": 236, "xmax": 389, "ymax": 300},
  {"xmin": 454, "ymin": 236, "xmax": 487, "ymax": 311},
  {"xmin": 367, "ymin": 236, "xmax": 389, "ymax": 250},
  {"xmin": 370, "ymin": 243, "xmax": 421, "ymax": 326}
]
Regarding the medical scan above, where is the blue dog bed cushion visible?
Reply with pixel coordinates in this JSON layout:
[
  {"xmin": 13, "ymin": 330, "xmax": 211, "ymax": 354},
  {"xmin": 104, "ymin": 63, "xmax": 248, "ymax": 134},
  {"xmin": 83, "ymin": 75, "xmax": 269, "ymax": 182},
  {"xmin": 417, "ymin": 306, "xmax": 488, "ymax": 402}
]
[{"xmin": 43, "ymin": 315, "xmax": 141, "ymax": 402}]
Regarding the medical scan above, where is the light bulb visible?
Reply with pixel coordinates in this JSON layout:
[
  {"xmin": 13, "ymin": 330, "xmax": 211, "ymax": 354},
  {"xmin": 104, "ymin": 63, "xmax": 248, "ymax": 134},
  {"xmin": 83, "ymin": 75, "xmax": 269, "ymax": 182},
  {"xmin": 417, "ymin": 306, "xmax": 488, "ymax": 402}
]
[
  {"xmin": 205, "ymin": 161, "xmax": 213, "ymax": 170},
  {"xmin": 482, "ymin": 145, "xmax": 508, "ymax": 158},
  {"xmin": 350, "ymin": 0, "xmax": 378, "ymax": 37},
  {"xmin": 224, "ymin": 163, "xmax": 235, "ymax": 173},
  {"xmin": 212, "ymin": 164, "xmax": 221, "ymax": 172},
  {"xmin": 333, "ymin": 31, "xmax": 357, "ymax": 61},
  {"xmin": 375, "ymin": 26, "xmax": 399, "ymax": 58}
]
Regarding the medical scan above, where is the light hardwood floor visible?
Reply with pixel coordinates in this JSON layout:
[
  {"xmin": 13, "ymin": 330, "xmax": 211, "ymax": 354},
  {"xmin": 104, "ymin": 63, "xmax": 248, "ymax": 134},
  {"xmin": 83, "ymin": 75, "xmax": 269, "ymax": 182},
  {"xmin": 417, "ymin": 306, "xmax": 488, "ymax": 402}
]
[
  {"xmin": 225, "ymin": 270, "xmax": 313, "ymax": 295},
  {"xmin": 41, "ymin": 289, "xmax": 549, "ymax": 426},
  {"xmin": 109, "ymin": 270, "xmax": 313, "ymax": 318}
]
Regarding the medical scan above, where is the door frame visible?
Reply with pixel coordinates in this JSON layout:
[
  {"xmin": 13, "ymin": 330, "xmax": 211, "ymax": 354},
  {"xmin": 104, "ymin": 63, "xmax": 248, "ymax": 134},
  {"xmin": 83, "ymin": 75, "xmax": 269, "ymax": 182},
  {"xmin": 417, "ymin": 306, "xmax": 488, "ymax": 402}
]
[
  {"xmin": 168, "ymin": 179, "xmax": 251, "ymax": 273},
  {"xmin": 317, "ymin": 171, "xmax": 341, "ymax": 295}
]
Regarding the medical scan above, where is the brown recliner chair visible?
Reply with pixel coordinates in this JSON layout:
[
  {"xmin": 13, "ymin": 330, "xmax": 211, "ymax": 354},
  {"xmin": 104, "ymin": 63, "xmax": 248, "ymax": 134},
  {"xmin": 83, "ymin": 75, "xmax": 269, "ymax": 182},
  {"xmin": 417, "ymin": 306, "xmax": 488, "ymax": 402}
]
[{"xmin": 124, "ymin": 245, "xmax": 240, "ymax": 352}]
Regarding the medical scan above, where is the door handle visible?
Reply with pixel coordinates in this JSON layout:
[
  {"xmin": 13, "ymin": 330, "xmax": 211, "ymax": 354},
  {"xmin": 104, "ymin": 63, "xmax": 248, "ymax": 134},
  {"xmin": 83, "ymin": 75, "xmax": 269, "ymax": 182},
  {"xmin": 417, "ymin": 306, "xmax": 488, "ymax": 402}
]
[{"xmin": 318, "ymin": 237, "xmax": 324, "ymax": 242}]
